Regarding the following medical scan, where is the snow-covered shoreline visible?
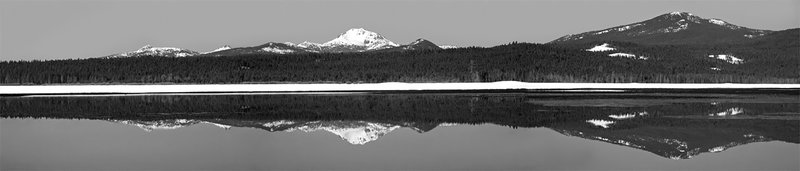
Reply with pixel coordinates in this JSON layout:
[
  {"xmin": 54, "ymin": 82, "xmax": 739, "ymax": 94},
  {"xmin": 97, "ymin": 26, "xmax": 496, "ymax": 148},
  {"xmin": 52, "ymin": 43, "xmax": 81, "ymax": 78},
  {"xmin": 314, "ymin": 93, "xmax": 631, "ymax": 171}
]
[{"xmin": 1, "ymin": 81, "xmax": 799, "ymax": 95}]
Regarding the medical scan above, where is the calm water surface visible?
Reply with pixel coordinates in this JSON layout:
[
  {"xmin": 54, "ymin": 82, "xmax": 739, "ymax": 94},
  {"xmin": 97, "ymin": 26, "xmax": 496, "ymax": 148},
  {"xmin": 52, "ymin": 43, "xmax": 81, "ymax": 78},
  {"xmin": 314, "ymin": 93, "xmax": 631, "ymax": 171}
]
[{"xmin": 1, "ymin": 93, "xmax": 798, "ymax": 170}]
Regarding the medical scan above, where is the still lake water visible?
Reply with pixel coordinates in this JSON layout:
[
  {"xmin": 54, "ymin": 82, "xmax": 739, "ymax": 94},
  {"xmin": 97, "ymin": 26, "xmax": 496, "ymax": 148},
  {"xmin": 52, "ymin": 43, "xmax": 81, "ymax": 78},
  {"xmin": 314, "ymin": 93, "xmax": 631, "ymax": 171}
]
[{"xmin": 1, "ymin": 93, "xmax": 798, "ymax": 170}]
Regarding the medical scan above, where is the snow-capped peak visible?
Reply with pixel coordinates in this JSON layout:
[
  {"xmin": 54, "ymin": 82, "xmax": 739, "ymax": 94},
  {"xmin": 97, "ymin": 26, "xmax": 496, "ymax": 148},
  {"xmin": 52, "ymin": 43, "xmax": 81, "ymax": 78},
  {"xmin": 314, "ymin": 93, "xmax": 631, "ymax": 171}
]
[
  {"xmin": 669, "ymin": 11, "xmax": 693, "ymax": 16},
  {"xmin": 322, "ymin": 28, "xmax": 399, "ymax": 50}
]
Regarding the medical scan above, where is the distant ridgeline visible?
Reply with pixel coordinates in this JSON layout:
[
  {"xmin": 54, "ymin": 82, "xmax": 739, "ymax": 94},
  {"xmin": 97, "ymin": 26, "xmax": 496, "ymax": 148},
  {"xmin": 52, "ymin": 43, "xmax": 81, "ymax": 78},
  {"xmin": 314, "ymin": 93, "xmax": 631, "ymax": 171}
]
[{"xmin": 1, "ymin": 12, "xmax": 798, "ymax": 84}]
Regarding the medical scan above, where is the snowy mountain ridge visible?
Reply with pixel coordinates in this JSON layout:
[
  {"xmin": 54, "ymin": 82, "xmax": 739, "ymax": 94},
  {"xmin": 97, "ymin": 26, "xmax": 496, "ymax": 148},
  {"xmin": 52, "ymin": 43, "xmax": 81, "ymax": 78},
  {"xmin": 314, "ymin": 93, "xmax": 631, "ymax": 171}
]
[
  {"xmin": 103, "ymin": 45, "xmax": 200, "ymax": 58},
  {"xmin": 196, "ymin": 28, "xmax": 442, "ymax": 55},
  {"xmin": 101, "ymin": 28, "xmax": 444, "ymax": 57},
  {"xmin": 551, "ymin": 11, "xmax": 773, "ymax": 45}
]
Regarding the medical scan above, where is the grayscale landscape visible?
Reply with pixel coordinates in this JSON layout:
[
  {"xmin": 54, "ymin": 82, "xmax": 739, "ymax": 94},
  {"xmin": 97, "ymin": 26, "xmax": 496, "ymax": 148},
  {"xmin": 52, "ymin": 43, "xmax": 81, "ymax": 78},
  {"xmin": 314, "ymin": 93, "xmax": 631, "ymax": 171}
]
[{"xmin": 1, "ymin": 0, "xmax": 798, "ymax": 170}]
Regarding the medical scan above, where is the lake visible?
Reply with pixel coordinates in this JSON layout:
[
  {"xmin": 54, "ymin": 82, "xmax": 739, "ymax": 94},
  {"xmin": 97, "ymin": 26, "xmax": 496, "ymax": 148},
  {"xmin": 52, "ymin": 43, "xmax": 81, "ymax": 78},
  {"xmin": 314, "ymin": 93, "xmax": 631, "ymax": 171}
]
[{"xmin": 1, "ymin": 92, "xmax": 798, "ymax": 170}]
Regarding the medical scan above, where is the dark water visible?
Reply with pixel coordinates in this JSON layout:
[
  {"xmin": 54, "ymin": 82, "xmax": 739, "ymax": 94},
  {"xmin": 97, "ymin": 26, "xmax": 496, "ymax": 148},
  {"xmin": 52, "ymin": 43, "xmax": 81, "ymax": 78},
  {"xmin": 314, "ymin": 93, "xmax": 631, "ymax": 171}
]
[{"xmin": 1, "ymin": 93, "xmax": 799, "ymax": 170}]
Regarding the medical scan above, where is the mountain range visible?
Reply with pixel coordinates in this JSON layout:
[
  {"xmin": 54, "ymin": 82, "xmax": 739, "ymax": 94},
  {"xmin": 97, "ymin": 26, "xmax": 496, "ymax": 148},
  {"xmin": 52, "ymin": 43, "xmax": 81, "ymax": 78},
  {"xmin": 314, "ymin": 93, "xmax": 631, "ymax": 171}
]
[
  {"xmin": 101, "ymin": 12, "xmax": 797, "ymax": 59},
  {"xmin": 103, "ymin": 28, "xmax": 446, "ymax": 58},
  {"xmin": 5, "ymin": 11, "xmax": 797, "ymax": 84}
]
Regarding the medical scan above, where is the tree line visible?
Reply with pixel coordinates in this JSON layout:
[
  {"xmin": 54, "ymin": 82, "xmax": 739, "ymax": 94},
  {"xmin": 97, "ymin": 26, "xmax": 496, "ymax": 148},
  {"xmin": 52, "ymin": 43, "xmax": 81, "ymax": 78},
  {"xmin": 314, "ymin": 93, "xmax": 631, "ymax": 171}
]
[{"xmin": 1, "ymin": 42, "xmax": 797, "ymax": 84}]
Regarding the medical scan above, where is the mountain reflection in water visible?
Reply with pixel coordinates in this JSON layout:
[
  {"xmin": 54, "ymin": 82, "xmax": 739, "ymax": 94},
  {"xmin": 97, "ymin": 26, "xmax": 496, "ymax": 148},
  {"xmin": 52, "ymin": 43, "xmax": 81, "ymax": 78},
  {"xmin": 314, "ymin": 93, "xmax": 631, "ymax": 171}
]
[{"xmin": 1, "ymin": 93, "xmax": 798, "ymax": 160}]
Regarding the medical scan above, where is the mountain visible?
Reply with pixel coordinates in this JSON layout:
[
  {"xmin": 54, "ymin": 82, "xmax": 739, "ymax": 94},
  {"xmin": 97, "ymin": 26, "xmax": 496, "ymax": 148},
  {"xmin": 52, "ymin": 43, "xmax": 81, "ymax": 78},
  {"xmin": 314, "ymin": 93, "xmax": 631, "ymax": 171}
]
[
  {"xmin": 547, "ymin": 107, "xmax": 799, "ymax": 160},
  {"xmin": 315, "ymin": 28, "xmax": 400, "ymax": 52},
  {"xmin": 102, "ymin": 45, "xmax": 200, "ymax": 58},
  {"xmin": 203, "ymin": 42, "xmax": 312, "ymax": 56},
  {"xmin": 550, "ymin": 125, "xmax": 774, "ymax": 160},
  {"xmin": 550, "ymin": 12, "xmax": 773, "ymax": 45},
  {"xmin": 100, "ymin": 28, "xmax": 444, "ymax": 57},
  {"xmin": 266, "ymin": 28, "xmax": 400, "ymax": 53},
  {"xmin": 374, "ymin": 38, "xmax": 443, "ymax": 52},
  {"xmin": 202, "ymin": 28, "xmax": 443, "ymax": 56},
  {"xmin": 746, "ymin": 28, "xmax": 800, "ymax": 48}
]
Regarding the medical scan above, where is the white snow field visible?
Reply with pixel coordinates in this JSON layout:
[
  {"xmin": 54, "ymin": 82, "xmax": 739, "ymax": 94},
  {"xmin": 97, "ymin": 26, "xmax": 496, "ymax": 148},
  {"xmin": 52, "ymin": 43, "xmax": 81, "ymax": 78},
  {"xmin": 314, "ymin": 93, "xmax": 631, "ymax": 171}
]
[{"xmin": 1, "ymin": 81, "xmax": 798, "ymax": 95}]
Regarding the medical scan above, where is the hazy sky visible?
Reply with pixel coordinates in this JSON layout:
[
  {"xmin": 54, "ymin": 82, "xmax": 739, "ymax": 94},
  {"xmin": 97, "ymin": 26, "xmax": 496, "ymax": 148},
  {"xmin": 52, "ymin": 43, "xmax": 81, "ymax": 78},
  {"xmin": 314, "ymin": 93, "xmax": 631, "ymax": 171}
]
[{"xmin": 1, "ymin": 0, "xmax": 797, "ymax": 61}]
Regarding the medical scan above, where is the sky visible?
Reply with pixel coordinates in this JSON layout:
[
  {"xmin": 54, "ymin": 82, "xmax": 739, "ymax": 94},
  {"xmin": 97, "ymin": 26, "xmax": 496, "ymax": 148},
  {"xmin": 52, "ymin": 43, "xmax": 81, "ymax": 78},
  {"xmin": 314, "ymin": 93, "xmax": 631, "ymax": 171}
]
[{"xmin": 1, "ymin": 0, "xmax": 797, "ymax": 61}]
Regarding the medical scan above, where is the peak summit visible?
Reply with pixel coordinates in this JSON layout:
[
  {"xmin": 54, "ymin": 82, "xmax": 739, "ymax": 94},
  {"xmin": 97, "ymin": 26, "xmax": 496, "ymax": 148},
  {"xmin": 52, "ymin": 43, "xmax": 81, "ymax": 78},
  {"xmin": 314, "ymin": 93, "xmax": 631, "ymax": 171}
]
[
  {"xmin": 411, "ymin": 38, "xmax": 429, "ymax": 44},
  {"xmin": 322, "ymin": 28, "xmax": 399, "ymax": 50},
  {"xmin": 281, "ymin": 28, "xmax": 436, "ymax": 53},
  {"xmin": 139, "ymin": 44, "xmax": 153, "ymax": 50},
  {"xmin": 344, "ymin": 28, "xmax": 371, "ymax": 34},
  {"xmin": 668, "ymin": 11, "xmax": 693, "ymax": 16},
  {"xmin": 661, "ymin": 11, "xmax": 702, "ymax": 22}
]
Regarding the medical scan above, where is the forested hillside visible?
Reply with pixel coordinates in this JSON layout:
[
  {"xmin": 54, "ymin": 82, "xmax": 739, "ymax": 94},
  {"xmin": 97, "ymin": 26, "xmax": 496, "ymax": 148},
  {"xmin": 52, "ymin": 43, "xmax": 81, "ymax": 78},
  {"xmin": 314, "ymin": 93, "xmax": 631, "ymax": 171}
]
[{"xmin": 1, "ymin": 43, "xmax": 797, "ymax": 84}]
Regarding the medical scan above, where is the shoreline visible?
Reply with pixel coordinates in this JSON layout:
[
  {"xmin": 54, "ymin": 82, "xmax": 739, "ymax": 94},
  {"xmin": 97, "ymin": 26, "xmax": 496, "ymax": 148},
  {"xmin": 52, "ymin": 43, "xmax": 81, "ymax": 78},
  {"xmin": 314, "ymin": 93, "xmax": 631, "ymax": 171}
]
[{"xmin": 2, "ymin": 82, "xmax": 800, "ymax": 95}]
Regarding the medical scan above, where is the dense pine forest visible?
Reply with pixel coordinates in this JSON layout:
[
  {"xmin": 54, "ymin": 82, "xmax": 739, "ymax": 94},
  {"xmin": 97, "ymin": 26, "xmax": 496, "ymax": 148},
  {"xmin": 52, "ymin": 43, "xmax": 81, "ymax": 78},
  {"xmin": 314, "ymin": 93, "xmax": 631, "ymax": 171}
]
[{"xmin": 1, "ymin": 43, "xmax": 797, "ymax": 84}]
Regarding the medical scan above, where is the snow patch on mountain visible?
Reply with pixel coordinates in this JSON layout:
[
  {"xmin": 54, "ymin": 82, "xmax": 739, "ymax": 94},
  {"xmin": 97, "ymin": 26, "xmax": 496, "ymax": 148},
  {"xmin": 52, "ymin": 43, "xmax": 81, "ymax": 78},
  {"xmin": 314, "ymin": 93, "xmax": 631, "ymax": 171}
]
[
  {"xmin": 586, "ymin": 43, "xmax": 615, "ymax": 52},
  {"xmin": 204, "ymin": 122, "xmax": 232, "ymax": 129},
  {"xmin": 708, "ymin": 107, "xmax": 744, "ymax": 116},
  {"xmin": 658, "ymin": 19, "xmax": 689, "ymax": 33},
  {"xmin": 617, "ymin": 23, "xmax": 644, "ymax": 31},
  {"xmin": 438, "ymin": 45, "xmax": 458, "ymax": 49},
  {"xmin": 261, "ymin": 47, "xmax": 295, "ymax": 54},
  {"xmin": 586, "ymin": 119, "xmax": 615, "ymax": 128},
  {"xmin": 708, "ymin": 18, "xmax": 726, "ymax": 25},
  {"xmin": 609, "ymin": 111, "xmax": 649, "ymax": 120},
  {"xmin": 296, "ymin": 41, "xmax": 322, "ymax": 48},
  {"xmin": 609, "ymin": 53, "xmax": 635, "ymax": 58},
  {"xmin": 708, "ymin": 54, "xmax": 743, "ymax": 64},
  {"xmin": 594, "ymin": 30, "xmax": 611, "ymax": 35},
  {"xmin": 202, "ymin": 45, "xmax": 231, "ymax": 54},
  {"xmin": 609, "ymin": 53, "xmax": 648, "ymax": 60}
]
